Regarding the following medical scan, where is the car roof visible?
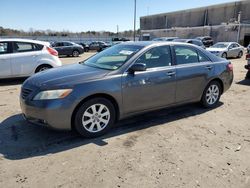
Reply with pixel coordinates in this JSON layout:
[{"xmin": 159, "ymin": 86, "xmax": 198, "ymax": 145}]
[
  {"xmin": 0, "ymin": 38, "xmax": 50, "ymax": 46},
  {"xmin": 122, "ymin": 41, "xmax": 202, "ymax": 48}
]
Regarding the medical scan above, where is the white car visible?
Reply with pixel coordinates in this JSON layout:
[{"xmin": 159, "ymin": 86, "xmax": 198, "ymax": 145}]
[
  {"xmin": 207, "ymin": 42, "xmax": 244, "ymax": 59},
  {"xmin": 0, "ymin": 38, "xmax": 62, "ymax": 79}
]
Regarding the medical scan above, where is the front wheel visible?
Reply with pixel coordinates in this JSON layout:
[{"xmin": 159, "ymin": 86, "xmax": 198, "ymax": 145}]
[
  {"xmin": 201, "ymin": 81, "xmax": 222, "ymax": 108},
  {"xmin": 35, "ymin": 65, "xmax": 52, "ymax": 73},
  {"xmin": 74, "ymin": 98, "xmax": 116, "ymax": 138}
]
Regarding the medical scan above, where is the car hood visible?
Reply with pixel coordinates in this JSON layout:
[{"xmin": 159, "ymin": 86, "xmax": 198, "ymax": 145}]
[
  {"xmin": 25, "ymin": 63, "xmax": 110, "ymax": 89},
  {"xmin": 207, "ymin": 48, "xmax": 226, "ymax": 52}
]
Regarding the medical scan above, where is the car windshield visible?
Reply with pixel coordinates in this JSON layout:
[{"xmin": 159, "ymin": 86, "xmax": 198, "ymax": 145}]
[
  {"xmin": 212, "ymin": 43, "xmax": 229, "ymax": 48},
  {"xmin": 82, "ymin": 44, "xmax": 143, "ymax": 70}
]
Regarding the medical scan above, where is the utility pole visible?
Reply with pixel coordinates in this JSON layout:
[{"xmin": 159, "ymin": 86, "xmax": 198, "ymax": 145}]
[
  {"xmin": 117, "ymin": 25, "xmax": 119, "ymax": 38},
  {"xmin": 133, "ymin": 0, "xmax": 137, "ymax": 41},
  {"xmin": 237, "ymin": 11, "xmax": 241, "ymax": 43}
]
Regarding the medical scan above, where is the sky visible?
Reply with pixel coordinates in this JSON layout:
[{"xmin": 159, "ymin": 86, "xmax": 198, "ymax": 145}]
[{"xmin": 0, "ymin": 0, "xmax": 239, "ymax": 32}]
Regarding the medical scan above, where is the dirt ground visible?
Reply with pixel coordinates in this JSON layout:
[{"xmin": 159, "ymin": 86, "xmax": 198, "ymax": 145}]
[{"xmin": 0, "ymin": 52, "xmax": 250, "ymax": 188}]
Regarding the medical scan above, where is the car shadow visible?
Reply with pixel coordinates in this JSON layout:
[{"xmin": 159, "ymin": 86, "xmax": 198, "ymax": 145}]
[
  {"xmin": 0, "ymin": 102, "xmax": 223, "ymax": 160},
  {"xmin": 236, "ymin": 79, "xmax": 250, "ymax": 86},
  {"xmin": 0, "ymin": 78, "xmax": 27, "ymax": 86}
]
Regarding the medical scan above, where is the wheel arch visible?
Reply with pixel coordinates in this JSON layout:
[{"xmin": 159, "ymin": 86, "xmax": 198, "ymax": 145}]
[
  {"xmin": 71, "ymin": 93, "xmax": 120, "ymax": 130},
  {"xmin": 35, "ymin": 64, "xmax": 53, "ymax": 73},
  {"xmin": 206, "ymin": 78, "xmax": 224, "ymax": 94}
]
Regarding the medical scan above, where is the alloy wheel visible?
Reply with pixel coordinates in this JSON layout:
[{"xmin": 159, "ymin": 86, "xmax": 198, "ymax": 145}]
[
  {"xmin": 82, "ymin": 104, "xmax": 110, "ymax": 133},
  {"xmin": 206, "ymin": 84, "xmax": 220, "ymax": 105}
]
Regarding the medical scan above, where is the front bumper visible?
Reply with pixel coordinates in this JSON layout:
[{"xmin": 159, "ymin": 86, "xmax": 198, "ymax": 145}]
[{"xmin": 20, "ymin": 96, "xmax": 75, "ymax": 130}]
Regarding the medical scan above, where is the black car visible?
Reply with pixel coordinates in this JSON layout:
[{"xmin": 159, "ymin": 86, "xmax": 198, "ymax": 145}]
[
  {"xmin": 89, "ymin": 41, "xmax": 110, "ymax": 52},
  {"xmin": 195, "ymin": 36, "xmax": 214, "ymax": 47},
  {"xmin": 78, "ymin": 42, "xmax": 89, "ymax": 52},
  {"xmin": 51, "ymin": 41, "xmax": 84, "ymax": 57},
  {"xmin": 173, "ymin": 39, "xmax": 206, "ymax": 49}
]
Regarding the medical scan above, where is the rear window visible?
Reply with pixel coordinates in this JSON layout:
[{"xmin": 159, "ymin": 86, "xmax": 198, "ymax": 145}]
[{"xmin": 13, "ymin": 42, "xmax": 43, "ymax": 53}]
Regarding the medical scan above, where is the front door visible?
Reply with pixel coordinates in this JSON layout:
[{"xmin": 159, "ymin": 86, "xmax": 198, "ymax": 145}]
[
  {"xmin": 122, "ymin": 45, "xmax": 176, "ymax": 114},
  {"xmin": 0, "ymin": 42, "xmax": 12, "ymax": 78}
]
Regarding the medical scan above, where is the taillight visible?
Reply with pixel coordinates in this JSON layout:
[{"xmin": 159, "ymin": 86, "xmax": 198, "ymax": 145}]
[
  {"xmin": 227, "ymin": 63, "xmax": 233, "ymax": 72},
  {"xmin": 246, "ymin": 54, "xmax": 250, "ymax": 60},
  {"xmin": 46, "ymin": 47, "xmax": 58, "ymax": 56}
]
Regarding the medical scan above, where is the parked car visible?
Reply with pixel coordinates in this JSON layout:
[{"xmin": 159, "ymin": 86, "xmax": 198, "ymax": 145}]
[
  {"xmin": 152, "ymin": 37, "xmax": 178, "ymax": 41},
  {"xmin": 88, "ymin": 41, "xmax": 110, "ymax": 52},
  {"xmin": 196, "ymin": 36, "xmax": 214, "ymax": 47},
  {"xmin": 0, "ymin": 38, "xmax": 61, "ymax": 79},
  {"xmin": 51, "ymin": 41, "xmax": 84, "ymax": 57},
  {"xmin": 78, "ymin": 42, "xmax": 89, "ymax": 52},
  {"xmin": 20, "ymin": 41, "xmax": 233, "ymax": 138},
  {"xmin": 207, "ymin": 42, "xmax": 244, "ymax": 59},
  {"xmin": 173, "ymin": 39, "xmax": 206, "ymax": 49},
  {"xmin": 247, "ymin": 44, "xmax": 250, "ymax": 54},
  {"xmin": 245, "ymin": 53, "xmax": 250, "ymax": 79}
]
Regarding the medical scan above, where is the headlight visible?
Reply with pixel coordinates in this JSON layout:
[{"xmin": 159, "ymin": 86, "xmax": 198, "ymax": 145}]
[{"xmin": 33, "ymin": 89, "xmax": 72, "ymax": 100}]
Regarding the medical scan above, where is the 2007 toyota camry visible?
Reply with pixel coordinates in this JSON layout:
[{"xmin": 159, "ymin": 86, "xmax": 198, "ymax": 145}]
[{"xmin": 20, "ymin": 42, "xmax": 233, "ymax": 137}]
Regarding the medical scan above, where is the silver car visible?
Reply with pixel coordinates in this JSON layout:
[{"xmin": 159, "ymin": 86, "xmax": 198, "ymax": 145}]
[
  {"xmin": 207, "ymin": 42, "xmax": 244, "ymax": 59},
  {"xmin": 20, "ymin": 42, "xmax": 233, "ymax": 138}
]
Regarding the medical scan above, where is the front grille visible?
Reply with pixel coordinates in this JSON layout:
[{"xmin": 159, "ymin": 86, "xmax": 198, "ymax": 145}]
[{"xmin": 21, "ymin": 88, "xmax": 33, "ymax": 99}]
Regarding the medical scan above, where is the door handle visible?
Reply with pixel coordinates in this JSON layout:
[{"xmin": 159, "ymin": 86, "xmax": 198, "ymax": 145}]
[
  {"xmin": 166, "ymin": 71, "xmax": 176, "ymax": 77},
  {"xmin": 205, "ymin": 66, "xmax": 213, "ymax": 70}
]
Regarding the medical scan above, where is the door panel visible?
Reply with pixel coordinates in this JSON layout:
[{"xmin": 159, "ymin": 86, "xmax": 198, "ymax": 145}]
[
  {"xmin": 175, "ymin": 62, "xmax": 214, "ymax": 102},
  {"xmin": 10, "ymin": 51, "xmax": 39, "ymax": 76},
  {"xmin": 122, "ymin": 67, "xmax": 176, "ymax": 114},
  {"xmin": 0, "ymin": 54, "xmax": 11, "ymax": 77}
]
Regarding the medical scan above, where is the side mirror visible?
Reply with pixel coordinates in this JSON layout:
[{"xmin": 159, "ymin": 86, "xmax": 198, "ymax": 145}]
[{"xmin": 128, "ymin": 63, "xmax": 147, "ymax": 73}]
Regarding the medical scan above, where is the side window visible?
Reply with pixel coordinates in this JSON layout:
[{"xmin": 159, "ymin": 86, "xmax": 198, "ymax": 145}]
[
  {"xmin": 174, "ymin": 46, "xmax": 199, "ymax": 65},
  {"xmin": 135, "ymin": 46, "xmax": 171, "ymax": 69},
  {"xmin": 13, "ymin": 42, "xmax": 40, "ymax": 53},
  {"xmin": 198, "ymin": 51, "xmax": 210, "ymax": 62},
  {"xmin": 63, "ymin": 42, "xmax": 72, "ymax": 46},
  {"xmin": 0, "ymin": 42, "xmax": 9, "ymax": 55}
]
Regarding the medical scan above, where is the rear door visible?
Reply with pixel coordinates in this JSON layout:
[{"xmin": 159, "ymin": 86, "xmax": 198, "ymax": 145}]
[
  {"xmin": 10, "ymin": 42, "xmax": 41, "ymax": 76},
  {"xmin": 0, "ymin": 41, "xmax": 12, "ymax": 78},
  {"xmin": 174, "ymin": 45, "xmax": 214, "ymax": 103},
  {"xmin": 53, "ymin": 42, "xmax": 64, "ymax": 55}
]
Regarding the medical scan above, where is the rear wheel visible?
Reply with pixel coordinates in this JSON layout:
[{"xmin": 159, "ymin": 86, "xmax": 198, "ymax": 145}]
[
  {"xmin": 221, "ymin": 52, "xmax": 227, "ymax": 59},
  {"xmin": 74, "ymin": 98, "xmax": 116, "ymax": 138},
  {"xmin": 238, "ymin": 51, "xmax": 243, "ymax": 58},
  {"xmin": 35, "ymin": 65, "xmax": 52, "ymax": 73},
  {"xmin": 201, "ymin": 81, "xmax": 222, "ymax": 108},
  {"xmin": 72, "ymin": 50, "xmax": 80, "ymax": 57}
]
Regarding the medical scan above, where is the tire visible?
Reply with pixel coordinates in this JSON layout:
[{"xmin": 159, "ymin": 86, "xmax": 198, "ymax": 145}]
[
  {"xmin": 74, "ymin": 98, "xmax": 116, "ymax": 138},
  {"xmin": 238, "ymin": 51, "xmax": 243, "ymax": 58},
  {"xmin": 246, "ymin": 71, "xmax": 250, "ymax": 79},
  {"xmin": 201, "ymin": 81, "xmax": 222, "ymax": 108},
  {"xmin": 221, "ymin": 52, "xmax": 227, "ymax": 59},
  {"xmin": 35, "ymin": 65, "xmax": 52, "ymax": 73},
  {"xmin": 72, "ymin": 50, "xmax": 80, "ymax": 57}
]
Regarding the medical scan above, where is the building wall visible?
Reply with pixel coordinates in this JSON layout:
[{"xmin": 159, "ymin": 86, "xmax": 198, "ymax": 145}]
[
  {"xmin": 141, "ymin": 25, "xmax": 250, "ymax": 45},
  {"xmin": 140, "ymin": 1, "xmax": 250, "ymax": 30}
]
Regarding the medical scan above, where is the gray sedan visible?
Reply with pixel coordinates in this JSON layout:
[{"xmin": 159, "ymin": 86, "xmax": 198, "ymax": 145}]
[
  {"xmin": 20, "ymin": 42, "xmax": 233, "ymax": 137},
  {"xmin": 207, "ymin": 42, "xmax": 244, "ymax": 59}
]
